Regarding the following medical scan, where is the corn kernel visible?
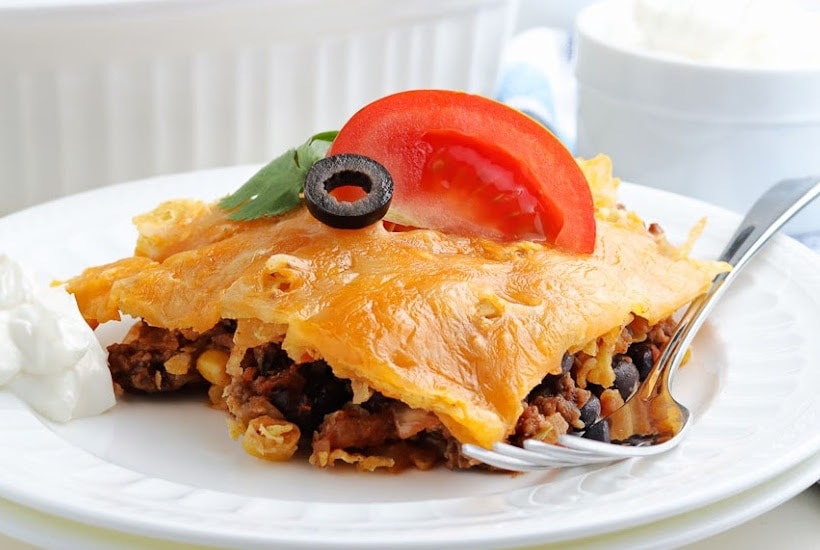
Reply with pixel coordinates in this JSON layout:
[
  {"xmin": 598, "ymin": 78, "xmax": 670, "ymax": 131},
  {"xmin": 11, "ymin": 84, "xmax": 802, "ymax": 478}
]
[
  {"xmin": 242, "ymin": 416, "xmax": 300, "ymax": 462},
  {"xmin": 163, "ymin": 352, "xmax": 192, "ymax": 375},
  {"xmin": 195, "ymin": 349, "xmax": 231, "ymax": 386}
]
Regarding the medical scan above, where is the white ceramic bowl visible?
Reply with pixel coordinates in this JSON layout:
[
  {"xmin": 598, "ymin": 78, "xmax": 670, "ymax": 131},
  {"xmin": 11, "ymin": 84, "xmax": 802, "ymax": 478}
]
[
  {"xmin": 0, "ymin": 0, "xmax": 519, "ymax": 216},
  {"xmin": 574, "ymin": 0, "xmax": 820, "ymax": 235}
]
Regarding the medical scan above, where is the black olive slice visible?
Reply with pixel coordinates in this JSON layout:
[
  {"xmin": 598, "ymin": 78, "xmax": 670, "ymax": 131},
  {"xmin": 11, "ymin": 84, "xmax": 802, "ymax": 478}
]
[{"xmin": 303, "ymin": 154, "xmax": 394, "ymax": 229}]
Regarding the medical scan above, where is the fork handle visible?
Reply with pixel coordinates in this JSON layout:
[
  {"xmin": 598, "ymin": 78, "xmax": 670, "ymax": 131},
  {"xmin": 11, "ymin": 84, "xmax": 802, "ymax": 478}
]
[
  {"xmin": 718, "ymin": 177, "xmax": 820, "ymax": 266},
  {"xmin": 641, "ymin": 176, "xmax": 820, "ymax": 397}
]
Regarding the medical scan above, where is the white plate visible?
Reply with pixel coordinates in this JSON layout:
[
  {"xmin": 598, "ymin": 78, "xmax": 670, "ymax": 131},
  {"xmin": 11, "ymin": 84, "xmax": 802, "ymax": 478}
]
[
  {"xmin": 0, "ymin": 166, "xmax": 819, "ymax": 549},
  {"xmin": 0, "ymin": 438, "xmax": 817, "ymax": 550}
]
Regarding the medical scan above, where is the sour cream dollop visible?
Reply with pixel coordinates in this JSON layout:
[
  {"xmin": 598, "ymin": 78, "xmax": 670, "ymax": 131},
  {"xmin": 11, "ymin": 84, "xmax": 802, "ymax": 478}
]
[
  {"xmin": 609, "ymin": 0, "xmax": 820, "ymax": 68},
  {"xmin": 0, "ymin": 254, "xmax": 116, "ymax": 422}
]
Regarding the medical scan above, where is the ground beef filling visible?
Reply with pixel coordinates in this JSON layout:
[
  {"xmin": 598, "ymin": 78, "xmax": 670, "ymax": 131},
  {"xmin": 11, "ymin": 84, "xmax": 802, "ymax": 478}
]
[
  {"xmin": 107, "ymin": 319, "xmax": 235, "ymax": 394},
  {"xmin": 224, "ymin": 346, "xmax": 462, "ymax": 470},
  {"xmin": 106, "ymin": 317, "xmax": 674, "ymax": 470}
]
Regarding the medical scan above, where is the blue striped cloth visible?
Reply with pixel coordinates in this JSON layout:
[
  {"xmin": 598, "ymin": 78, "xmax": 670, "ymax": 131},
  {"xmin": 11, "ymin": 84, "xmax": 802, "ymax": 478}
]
[{"xmin": 494, "ymin": 28, "xmax": 577, "ymax": 151}]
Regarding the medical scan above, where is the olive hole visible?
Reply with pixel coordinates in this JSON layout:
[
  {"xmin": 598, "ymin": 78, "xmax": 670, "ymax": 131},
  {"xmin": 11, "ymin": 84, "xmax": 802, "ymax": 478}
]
[
  {"xmin": 324, "ymin": 170, "xmax": 372, "ymax": 193},
  {"xmin": 327, "ymin": 171, "xmax": 370, "ymax": 202}
]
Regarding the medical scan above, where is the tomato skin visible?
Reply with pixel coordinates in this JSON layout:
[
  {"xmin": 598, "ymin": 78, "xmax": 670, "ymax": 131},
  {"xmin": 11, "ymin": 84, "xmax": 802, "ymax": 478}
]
[{"xmin": 328, "ymin": 90, "xmax": 596, "ymax": 254}]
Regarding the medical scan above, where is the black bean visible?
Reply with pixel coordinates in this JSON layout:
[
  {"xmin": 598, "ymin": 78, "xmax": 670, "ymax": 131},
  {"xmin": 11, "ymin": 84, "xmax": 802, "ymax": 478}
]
[
  {"xmin": 627, "ymin": 342, "xmax": 655, "ymax": 380},
  {"xmin": 560, "ymin": 352, "xmax": 574, "ymax": 375},
  {"xmin": 526, "ymin": 380, "xmax": 554, "ymax": 401},
  {"xmin": 582, "ymin": 420, "xmax": 610, "ymax": 443},
  {"xmin": 252, "ymin": 343, "xmax": 292, "ymax": 375},
  {"xmin": 578, "ymin": 394, "xmax": 601, "ymax": 427},
  {"xmin": 525, "ymin": 355, "xmax": 573, "ymax": 400},
  {"xmin": 612, "ymin": 355, "xmax": 640, "ymax": 400},
  {"xmin": 267, "ymin": 361, "xmax": 353, "ymax": 438},
  {"xmin": 301, "ymin": 362, "xmax": 353, "ymax": 428}
]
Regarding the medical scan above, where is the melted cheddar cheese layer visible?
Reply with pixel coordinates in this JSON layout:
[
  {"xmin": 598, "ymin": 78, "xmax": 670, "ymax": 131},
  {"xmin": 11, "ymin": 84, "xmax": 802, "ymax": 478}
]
[{"xmin": 65, "ymin": 156, "xmax": 729, "ymax": 448}]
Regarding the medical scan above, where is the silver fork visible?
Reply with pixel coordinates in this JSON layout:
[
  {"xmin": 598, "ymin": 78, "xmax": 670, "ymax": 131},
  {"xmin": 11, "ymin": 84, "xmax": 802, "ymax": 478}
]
[{"xmin": 463, "ymin": 176, "xmax": 820, "ymax": 472}]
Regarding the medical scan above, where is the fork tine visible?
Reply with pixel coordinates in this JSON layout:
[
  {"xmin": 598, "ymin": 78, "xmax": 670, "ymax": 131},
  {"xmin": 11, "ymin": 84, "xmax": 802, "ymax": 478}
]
[
  {"xmin": 491, "ymin": 442, "xmax": 590, "ymax": 467},
  {"xmin": 556, "ymin": 419, "xmax": 692, "ymax": 457},
  {"xmin": 462, "ymin": 441, "xmax": 612, "ymax": 472},
  {"xmin": 522, "ymin": 439, "xmax": 623, "ymax": 464},
  {"xmin": 461, "ymin": 443, "xmax": 551, "ymax": 472},
  {"xmin": 556, "ymin": 435, "xmax": 656, "ymax": 457}
]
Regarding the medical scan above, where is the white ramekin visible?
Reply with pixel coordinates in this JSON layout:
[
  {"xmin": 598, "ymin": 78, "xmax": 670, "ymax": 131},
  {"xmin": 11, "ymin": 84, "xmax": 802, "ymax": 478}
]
[
  {"xmin": 0, "ymin": 0, "xmax": 519, "ymax": 216},
  {"xmin": 574, "ymin": 0, "xmax": 820, "ymax": 235}
]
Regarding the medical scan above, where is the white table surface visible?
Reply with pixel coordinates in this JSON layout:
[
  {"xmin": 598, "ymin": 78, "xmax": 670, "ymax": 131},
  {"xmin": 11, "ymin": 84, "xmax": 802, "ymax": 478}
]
[{"xmin": 684, "ymin": 487, "xmax": 819, "ymax": 549}]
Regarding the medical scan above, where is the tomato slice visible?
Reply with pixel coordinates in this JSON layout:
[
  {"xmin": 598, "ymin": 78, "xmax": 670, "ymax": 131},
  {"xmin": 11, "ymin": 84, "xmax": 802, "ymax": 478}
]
[{"xmin": 328, "ymin": 89, "xmax": 596, "ymax": 254}]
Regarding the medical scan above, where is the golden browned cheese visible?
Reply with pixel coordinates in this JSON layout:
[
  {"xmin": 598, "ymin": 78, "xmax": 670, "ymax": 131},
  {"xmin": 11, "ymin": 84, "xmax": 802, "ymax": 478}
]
[{"xmin": 65, "ymin": 156, "xmax": 730, "ymax": 448}]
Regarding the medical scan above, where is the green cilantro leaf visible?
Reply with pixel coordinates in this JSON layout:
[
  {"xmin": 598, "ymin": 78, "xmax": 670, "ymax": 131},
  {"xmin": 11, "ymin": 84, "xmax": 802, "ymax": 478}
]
[{"xmin": 219, "ymin": 130, "xmax": 339, "ymax": 220}]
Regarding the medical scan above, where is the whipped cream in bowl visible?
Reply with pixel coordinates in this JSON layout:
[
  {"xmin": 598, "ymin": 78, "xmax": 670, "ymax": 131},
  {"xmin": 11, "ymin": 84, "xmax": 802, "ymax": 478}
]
[
  {"xmin": 589, "ymin": 0, "xmax": 820, "ymax": 69},
  {"xmin": 0, "ymin": 253, "xmax": 116, "ymax": 422},
  {"xmin": 631, "ymin": 0, "xmax": 820, "ymax": 68},
  {"xmin": 574, "ymin": 0, "xmax": 820, "ymax": 236}
]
